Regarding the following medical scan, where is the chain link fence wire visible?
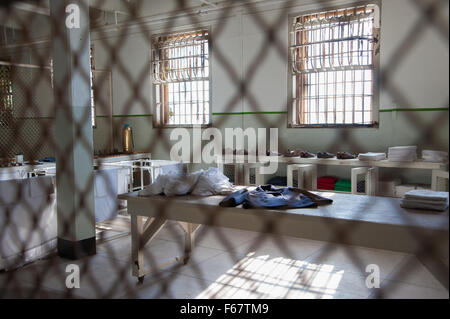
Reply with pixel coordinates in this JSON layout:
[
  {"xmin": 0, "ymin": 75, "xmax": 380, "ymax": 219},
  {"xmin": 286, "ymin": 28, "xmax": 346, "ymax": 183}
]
[{"xmin": 0, "ymin": 0, "xmax": 448, "ymax": 299}]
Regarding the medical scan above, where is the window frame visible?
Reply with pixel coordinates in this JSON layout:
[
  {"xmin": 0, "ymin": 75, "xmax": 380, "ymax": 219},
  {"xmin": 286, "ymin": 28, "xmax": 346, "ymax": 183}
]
[
  {"xmin": 151, "ymin": 27, "xmax": 212, "ymax": 128},
  {"xmin": 287, "ymin": 2, "xmax": 381, "ymax": 129}
]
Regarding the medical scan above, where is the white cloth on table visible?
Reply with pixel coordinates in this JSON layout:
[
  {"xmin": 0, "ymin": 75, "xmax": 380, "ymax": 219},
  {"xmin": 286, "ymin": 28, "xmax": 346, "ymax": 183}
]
[
  {"xmin": 191, "ymin": 168, "xmax": 234, "ymax": 196},
  {"xmin": 138, "ymin": 167, "xmax": 233, "ymax": 197},
  {"xmin": 388, "ymin": 146, "xmax": 417, "ymax": 162},
  {"xmin": 401, "ymin": 189, "xmax": 449, "ymax": 212},
  {"xmin": 358, "ymin": 152, "xmax": 386, "ymax": 161},
  {"xmin": 404, "ymin": 189, "xmax": 449, "ymax": 201},
  {"xmin": 422, "ymin": 150, "xmax": 448, "ymax": 163},
  {"xmin": 401, "ymin": 200, "xmax": 448, "ymax": 211}
]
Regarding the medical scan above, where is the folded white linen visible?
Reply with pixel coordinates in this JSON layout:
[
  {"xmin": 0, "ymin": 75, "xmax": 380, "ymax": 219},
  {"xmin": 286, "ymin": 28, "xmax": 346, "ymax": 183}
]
[
  {"xmin": 388, "ymin": 146, "xmax": 417, "ymax": 152},
  {"xmin": 358, "ymin": 152, "xmax": 386, "ymax": 161},
  {"xmin": 422, "ymin": 150, "xmax": 448, "ymax": 163},
  {"xmin": 404, "ymin": 190, "xmax": 449, "ymax": 202},
  {"xmin": 388, "ymin": 146, "xmax": 417, "ymax": 162},
  {"xmin": 401, "ymin": 199, "xmax": 448, "ymax": 211},
  {"xmin": 402, "ymin": 198, "xmax": 448, "ymax": 206}
]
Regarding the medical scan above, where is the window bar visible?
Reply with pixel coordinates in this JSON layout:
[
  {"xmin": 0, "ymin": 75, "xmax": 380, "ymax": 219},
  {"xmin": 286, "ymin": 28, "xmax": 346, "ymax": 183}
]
[
  {"xmin": 301, "ymin": 24, "xmax": 306, "ymax": 125},
  {"xmin": 202, "ymin": 41, "xmax": 205, "ymax": 124},
  {"xmin": 361, "ymin": 17, "xmax": 365, "ymax": 124},
  {"xmin": 357, "ymin": 13, "xmax": 362, "ymax": 67},
  {"xmin": 298, "ymin": 18, "xmax": 303, "ymax": 124},
  {"xmin": 352, "ymin": 69, "xmax": 355, "ymax": 125},
  {"xmin": 334, "ymin": 64, "xmax": 337, "ymax": 124},
  {"xmin": 315, "ymin": 19, "xmax": 320, "ymax": 123}
]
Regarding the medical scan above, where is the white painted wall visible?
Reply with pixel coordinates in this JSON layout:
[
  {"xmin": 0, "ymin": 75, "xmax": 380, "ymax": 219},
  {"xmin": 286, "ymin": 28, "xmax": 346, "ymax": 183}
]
[
  {"xmin": 90, "ymin": 0, "xmax": 449, "ymax": 117},
  {"xmin": 380, "ymin": 0, "xmax": 449, "ymax": 109}
]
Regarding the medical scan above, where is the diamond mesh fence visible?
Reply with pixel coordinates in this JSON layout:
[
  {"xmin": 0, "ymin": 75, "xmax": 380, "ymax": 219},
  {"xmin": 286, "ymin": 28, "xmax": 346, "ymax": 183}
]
[{"xmin": 0, "ymin": 0, "xmax": 448, "ymax": 300}]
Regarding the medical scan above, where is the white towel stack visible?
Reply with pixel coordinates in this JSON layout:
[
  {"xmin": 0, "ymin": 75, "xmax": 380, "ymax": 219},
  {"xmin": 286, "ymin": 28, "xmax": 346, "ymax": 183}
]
[
  {"xmin": 422, "ymin": 150, "xmax": 448, "ymax": 163},
  {"xmin": 358, "ymin": 152, "xmax": 386, "ymax": 161},
  {"xmin": 401, "ymin": 190, "xmax": 449, "ymax": 211},
  {"xmin": 388, "ymin": 146, "xmax": 417, "ymax": 162}
]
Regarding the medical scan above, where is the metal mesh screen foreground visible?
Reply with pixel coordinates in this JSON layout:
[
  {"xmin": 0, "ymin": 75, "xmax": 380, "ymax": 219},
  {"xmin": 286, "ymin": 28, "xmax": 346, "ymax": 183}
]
[{"xmin": 0, "ymin": 0, "xmax": 448, "ymax": 304}]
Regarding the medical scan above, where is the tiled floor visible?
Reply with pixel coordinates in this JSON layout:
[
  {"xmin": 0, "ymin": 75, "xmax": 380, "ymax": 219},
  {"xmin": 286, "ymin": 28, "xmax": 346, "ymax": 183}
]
[{"xmin": 0, "ymin": 221, "xmax": 448, "ymax": 299}]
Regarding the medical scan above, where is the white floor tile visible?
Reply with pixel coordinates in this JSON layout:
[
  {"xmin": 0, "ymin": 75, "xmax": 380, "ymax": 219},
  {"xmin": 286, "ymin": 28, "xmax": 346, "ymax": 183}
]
[
  {"xmin": 126, "ymin": 272, "xmax": 212, "ymax": 299},
  {"xmin": 233, "ymin": 235, "xmax": 325, "ymax": 261},
  {"xmin": 385, "ymin": 255, "xmax": 448, "ymax": 291},
  {"xmin": 370, "ymin": 280, "xmax": 449, "ymax": 299},
  {"xmin": 304, "ymin": 244, "xmax": 406, "ymax": 279},
  {"xmin": 2, "ymin": 228, "xmax": 443, "ymax": 300}
]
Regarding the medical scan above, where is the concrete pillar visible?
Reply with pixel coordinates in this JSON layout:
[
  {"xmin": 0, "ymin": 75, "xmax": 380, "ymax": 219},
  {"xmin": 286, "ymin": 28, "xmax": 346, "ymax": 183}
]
[{"xmin": 50, "ymin": 0, "xmax": 96, "ymax": 259}]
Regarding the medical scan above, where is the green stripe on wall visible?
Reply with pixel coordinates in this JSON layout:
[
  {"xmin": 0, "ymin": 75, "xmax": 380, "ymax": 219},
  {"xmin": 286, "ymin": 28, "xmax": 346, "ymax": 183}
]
[
  {"xmin": 380, "ymin": 108, "xmax": 449, "ymax": 113},
  {"xmin": 14, "ymin": 108, "xmax": 447, "ymax": 120},
  {"xmin": 212, "ymin": 111, "xmax": 288, "ymax": 116},
  {"xmin": 110, "ymin": 114, "xmax": 153, "ymax": 118}
]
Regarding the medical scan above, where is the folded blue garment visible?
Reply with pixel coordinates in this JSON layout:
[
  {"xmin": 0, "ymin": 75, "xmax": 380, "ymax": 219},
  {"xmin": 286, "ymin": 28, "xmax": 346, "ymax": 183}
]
[{"xmin": 220, "ymin": 185, "xmax": 333, "ymax": 209}]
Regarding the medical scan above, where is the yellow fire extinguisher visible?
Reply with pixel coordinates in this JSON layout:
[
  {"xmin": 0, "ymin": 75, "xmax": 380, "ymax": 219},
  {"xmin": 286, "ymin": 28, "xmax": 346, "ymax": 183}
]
[{"xmin": 122, "ymin": 124, "xmax": 134, "ymax": 154}]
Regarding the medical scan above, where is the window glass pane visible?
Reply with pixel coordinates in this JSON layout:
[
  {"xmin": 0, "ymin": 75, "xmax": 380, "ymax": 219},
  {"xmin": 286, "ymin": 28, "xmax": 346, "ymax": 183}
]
[
  {"xmin": 291, "ymin": 5, "xmax": 376, "ymax": 125},
  {"xmin": 152, "ymin": 30, "xmax": 210, "ymax": 125}
]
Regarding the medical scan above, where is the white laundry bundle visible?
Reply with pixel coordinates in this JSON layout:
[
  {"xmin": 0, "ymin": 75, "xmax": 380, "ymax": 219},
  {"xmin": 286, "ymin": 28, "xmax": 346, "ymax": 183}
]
[
  {"xmin": 401, "ymin": 190, "xmax": 449, "ymax": 211},
  {"xmin": 388, "ymin": 146, "xmax": 417, "ymax": 162},
  {"xmin": 191, "ymin": 168, "xmax": 234, "ymax": 196},
  {"xmin": 138, "ymin": 167, "xmax": 234, "ymax": 197},
  {"xmin": 358, "ymin": 152, "xmax": 386, "ymax": 161},
  {"xmin": 422, "ymin": 150, "xmax": 448, "ymax": 163}
]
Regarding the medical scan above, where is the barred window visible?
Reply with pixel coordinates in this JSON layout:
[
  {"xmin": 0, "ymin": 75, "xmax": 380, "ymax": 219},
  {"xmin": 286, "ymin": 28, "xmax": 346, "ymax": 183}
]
[
  {"xmin": 289, "ymin": 4, "xmax": 380, "ymax": 127},
  {"xmin": 0, "ymin": 64, "xmax": 13, "ymax": 127},
  {"xmin": 152, "ymin": 30, "xmax": 210, "ymax": 126}
]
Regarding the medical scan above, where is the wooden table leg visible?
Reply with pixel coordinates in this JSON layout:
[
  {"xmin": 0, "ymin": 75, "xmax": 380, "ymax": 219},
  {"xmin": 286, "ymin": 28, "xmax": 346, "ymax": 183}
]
[
  {"xmin": 131, "ymin": 215, "xmax": 167, "ymax": 283},
  {"xmin": 131, "ymin": 214, "xmax": 144, "ymax": 282},
  {"xmin": 179, "ymin": 222, "xmax": 201, "ymax": 264}
]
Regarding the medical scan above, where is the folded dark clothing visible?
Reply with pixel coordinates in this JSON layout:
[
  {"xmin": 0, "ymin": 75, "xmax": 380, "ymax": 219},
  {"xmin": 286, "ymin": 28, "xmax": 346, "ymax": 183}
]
[
  {"xmin": 318, "ymin": 185, "xmax": 334, "ymax": 190},
  {"xmin": 219, "ymin": 185, "xmax": 333, "ymax": 209},
  {"xmin": 318, "ymin": 184, "xmax": 335, "ymax": 189},
  {"xmin": 317, "ymin": 176, "xmax": 338, "ymax": 184},
  {"xmin": 318, "ymin": 182, "xmax": 336, "ymax": 187},
  {"xmin": 334, "ymin": 186, "xmax": 351, "ymax": 192},
  {"xmin": 219, "ymin": 188, "xmax": 248, "ymax": 207},
  {"xmin": 335, "ymin": 179, "xmax": 351, "ymax": 187}
]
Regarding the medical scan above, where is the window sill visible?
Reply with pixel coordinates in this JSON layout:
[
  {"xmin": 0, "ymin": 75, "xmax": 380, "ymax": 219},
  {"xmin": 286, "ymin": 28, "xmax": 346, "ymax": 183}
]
[
  {"xmin": 288, "ymin": 123, "xmax": 379, "ymax": 129},
  {"xmin": 153, "ymin": 123, "xmax": 212, "ymax": 129}
]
